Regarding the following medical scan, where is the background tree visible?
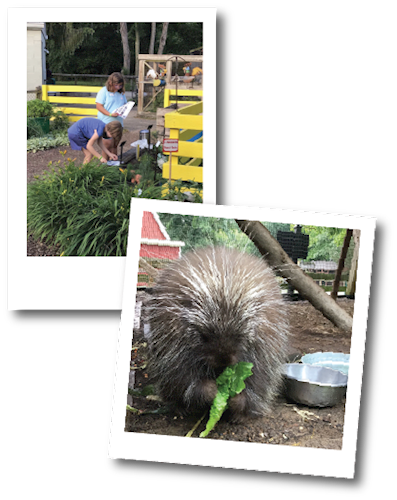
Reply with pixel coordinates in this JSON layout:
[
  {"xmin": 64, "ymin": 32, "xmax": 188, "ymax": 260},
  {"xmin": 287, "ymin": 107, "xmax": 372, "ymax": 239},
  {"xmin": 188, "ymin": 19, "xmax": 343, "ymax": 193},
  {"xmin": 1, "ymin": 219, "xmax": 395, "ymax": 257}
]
[
  {"xmin": 120, "ymin": 22, "xmax": 130, "ymax": 74},
  {"xmin": 46, "ymin": 22, "xmax": 95, "ymax": 72},
  {"xmin": 134, "ymin": 23, "xmax": 140, "ymax": 77},
  {"xmin": 149, "ymin": 22, "xmax": 156, "ymax": 54},
  {"xmin": 158, "ymin": 214, "xmax": 258, "ymax": 254},
  {"xmin": 157, "ymin": 23, "xmax": 169, "ymax": 54},
  {"xmin": 46, "ymin": 22, "xmax": 203, "ymax": 75},
  {"xmin": 301, "ymin": 225, "xmax": 347, "ymax": 261}
]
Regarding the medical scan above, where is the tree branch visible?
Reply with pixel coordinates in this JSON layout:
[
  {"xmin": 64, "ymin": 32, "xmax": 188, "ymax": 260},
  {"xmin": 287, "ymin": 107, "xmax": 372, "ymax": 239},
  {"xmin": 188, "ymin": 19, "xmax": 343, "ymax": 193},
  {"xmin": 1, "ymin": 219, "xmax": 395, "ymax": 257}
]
[{"xmin": 235, "ymin": 220, "xmax": 353, "ymax": 331}]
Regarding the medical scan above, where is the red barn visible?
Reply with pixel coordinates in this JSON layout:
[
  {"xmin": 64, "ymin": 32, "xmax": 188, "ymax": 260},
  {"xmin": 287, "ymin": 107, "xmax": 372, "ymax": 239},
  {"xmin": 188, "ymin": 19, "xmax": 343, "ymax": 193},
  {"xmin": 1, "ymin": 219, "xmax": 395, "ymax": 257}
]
[{"xmin": 138, "ymin": 211, "xmax": 185, "ymax": 287}]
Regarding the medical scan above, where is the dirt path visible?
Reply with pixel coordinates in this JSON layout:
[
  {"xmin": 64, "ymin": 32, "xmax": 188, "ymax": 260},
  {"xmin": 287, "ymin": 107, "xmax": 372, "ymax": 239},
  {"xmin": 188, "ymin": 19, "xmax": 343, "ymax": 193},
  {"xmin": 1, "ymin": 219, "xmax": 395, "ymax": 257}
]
[{"xmin": 126, "ymin": 295, "xmax": 354, "ymax": 449}]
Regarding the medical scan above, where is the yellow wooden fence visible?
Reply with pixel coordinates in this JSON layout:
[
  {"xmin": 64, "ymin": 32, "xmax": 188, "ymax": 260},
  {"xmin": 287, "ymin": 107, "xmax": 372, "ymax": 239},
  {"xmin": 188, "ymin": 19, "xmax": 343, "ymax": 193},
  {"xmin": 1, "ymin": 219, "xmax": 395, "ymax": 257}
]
[
  {"xmin": 42, "ymin": 85, "xmax": 102, "ymax": 123},
  {"xmin": 162, "ymin": 101, "xmax": 203, "ymax": 187},
  {"xmin": 163, "ymin": 88, "xmax": 203, "ymax": 108}
]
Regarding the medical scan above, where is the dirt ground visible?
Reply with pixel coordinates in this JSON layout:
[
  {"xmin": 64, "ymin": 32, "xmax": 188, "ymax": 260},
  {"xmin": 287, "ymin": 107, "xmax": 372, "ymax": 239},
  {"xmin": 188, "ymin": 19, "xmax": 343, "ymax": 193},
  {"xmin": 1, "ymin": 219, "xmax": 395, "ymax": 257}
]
[{"xmin": 126, "ymin": 293, "xmax": 354, "ymax": 450}]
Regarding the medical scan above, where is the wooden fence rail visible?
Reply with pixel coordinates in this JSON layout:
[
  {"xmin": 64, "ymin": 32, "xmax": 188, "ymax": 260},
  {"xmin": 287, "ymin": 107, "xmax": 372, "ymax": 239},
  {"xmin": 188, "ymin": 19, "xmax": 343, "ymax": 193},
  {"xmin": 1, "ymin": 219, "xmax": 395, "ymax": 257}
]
[
  {"xmin": 162, "ymin": 101, "xmax": 203, "ymax": 186},
  {"xmin": 51, "ymin": 73, "xmax": 136, "ymax": 88},
  {"xmin": 42, "ymin": 84, "xmax": 103, "ymax": 123},
  {"xmin": 163, "ymin": 88, "xmax": 203, "ymax": 108}
]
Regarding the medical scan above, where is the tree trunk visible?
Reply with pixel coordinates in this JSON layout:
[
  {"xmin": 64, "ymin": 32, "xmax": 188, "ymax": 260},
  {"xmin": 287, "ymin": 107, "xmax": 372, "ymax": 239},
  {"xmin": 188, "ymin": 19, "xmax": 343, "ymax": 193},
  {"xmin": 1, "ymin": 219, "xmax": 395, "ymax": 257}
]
[
  {"xmin": 135, "ymin": 23, "xmax": 140, "ymax": 77},
  {"xmin": 149, "ymin": 22, "xmax": 156, "ymax": 54},
  {"xmin": 235, "ymin": 220, "xmax": 353, "ymax": 331},
  {"xmin": 331, "ymin": 229, "xmax": 353, "ymax": 300},
  {"xmin": 157, "ymin": 22, "xmax": 169, "ymax": 55},
  {"xmin": 346, "ymin": 230, "xmax": 361, "ymax": 297},
  {"xmin": 120, "ymin": 23, "xmax": 130, "ymax": 74}
]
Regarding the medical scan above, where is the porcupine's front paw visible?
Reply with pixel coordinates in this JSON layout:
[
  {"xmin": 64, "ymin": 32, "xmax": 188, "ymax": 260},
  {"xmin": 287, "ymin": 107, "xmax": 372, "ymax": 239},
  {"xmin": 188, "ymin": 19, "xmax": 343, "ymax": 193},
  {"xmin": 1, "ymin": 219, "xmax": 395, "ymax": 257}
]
[
  {"xmin": 200, "ymin": 378, "xmax": 218, "ymax": 403},
  {"xmin": 228, "ymin": 390, "xmax": 267, "ymax": 423},
  {"xmin": 228, "ymin": 391, "xmax": 249, "ymax": 421},
  {"xmin": 185, "ymin": 378, "xmax": 218, "ymax": 408}
]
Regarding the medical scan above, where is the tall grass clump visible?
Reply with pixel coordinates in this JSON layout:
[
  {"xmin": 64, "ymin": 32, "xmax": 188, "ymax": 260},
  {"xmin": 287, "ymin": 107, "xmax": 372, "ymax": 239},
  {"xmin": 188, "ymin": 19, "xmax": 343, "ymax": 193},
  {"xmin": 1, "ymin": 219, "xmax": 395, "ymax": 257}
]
[{"xmin": 27, "ymin": 153, "xmax": 202, "ymax": 256}]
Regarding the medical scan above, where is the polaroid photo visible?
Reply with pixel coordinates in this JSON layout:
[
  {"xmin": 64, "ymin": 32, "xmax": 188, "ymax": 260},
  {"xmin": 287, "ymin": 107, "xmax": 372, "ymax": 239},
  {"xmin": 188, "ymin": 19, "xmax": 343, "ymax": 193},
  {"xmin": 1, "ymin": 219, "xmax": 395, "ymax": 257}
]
[
  {"xmin": 109, "ymin": 198, "xmax": 376, "ymax": 478},
  {"xmin": 8, "ymin": 8, "xmax": 216, "ymax": 310}
]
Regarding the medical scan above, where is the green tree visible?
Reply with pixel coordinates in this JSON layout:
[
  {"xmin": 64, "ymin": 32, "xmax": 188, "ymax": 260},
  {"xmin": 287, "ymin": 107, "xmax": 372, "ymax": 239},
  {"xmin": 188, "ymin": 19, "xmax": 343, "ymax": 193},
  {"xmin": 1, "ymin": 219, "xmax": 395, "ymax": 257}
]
[
  {"xmin": 46, "ymin": 22, "xmax": 95, "ymax": 72},
  {"xmin": 157, "ymin": 214, "xmax": 259, "ymax": 255},
  {"xmin": 46, "ymin": 22, "xmax": 203, "ymax": 76},
  {"xmin": 301, "ymin": 226, "xmax": 347, "ymax": 262}
]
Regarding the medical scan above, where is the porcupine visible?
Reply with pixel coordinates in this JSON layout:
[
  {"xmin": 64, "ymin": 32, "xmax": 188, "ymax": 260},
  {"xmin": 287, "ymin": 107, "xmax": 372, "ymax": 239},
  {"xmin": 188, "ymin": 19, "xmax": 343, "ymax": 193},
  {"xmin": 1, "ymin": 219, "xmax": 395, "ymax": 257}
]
[{"xmin": 145, "ymin": 246, "xmax": 289, "ymax": 422}]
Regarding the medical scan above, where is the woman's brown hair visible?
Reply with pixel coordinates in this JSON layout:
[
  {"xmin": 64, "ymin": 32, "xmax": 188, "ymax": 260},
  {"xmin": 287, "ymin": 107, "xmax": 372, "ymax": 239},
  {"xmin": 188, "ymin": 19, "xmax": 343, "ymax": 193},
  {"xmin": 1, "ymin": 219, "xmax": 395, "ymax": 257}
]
[
  {"xmin": 105, "ymin": 121, "xmax": 123, "ymax": 148},
  {"xmin": 106, "ymin": 72, "xmax": 125, "ymax": 93}
]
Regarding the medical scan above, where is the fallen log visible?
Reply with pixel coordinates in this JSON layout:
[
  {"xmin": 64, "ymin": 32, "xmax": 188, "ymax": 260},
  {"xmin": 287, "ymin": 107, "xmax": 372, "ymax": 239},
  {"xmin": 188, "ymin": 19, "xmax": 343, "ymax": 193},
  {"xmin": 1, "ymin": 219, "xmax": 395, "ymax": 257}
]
[{"xmin": 235, "ymin": 220, "xmax": 353, "ymax": 332}]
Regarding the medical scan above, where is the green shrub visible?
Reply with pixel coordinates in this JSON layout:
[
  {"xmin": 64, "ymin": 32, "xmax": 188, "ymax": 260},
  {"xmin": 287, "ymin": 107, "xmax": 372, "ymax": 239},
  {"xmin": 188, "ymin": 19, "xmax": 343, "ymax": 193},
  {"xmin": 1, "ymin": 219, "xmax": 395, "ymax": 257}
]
[
  {"xmin": 28, "ymin": 159, "xmax": 134, "ymax": 256},
  {"xmin": 50, "ymin": 109, "xmax": 70, "ymax": 133},
  {"xmin": 27, "ymin": 99, "xmax": 54, "ymax": 118}
]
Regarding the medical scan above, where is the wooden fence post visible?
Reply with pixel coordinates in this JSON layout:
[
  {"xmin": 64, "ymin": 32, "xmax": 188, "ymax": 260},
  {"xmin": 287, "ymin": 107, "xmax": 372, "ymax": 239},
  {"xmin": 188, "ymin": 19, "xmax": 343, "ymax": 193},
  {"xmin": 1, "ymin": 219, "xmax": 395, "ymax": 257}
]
[
  {"xmin": 138, "ymin": 59, "xmax": 145, "ymax": 115},
  {"xmin": 41, "ymin": 85, "xmax": 48, "ymax": 101}
]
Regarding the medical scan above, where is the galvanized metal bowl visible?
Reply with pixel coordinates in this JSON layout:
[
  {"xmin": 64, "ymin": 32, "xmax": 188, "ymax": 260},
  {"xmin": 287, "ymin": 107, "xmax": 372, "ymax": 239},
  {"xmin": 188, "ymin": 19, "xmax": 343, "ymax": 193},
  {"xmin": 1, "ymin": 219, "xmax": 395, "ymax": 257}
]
[{"xmin": 283, "ymin": 363, "xmax": 348, "ymax": 407}]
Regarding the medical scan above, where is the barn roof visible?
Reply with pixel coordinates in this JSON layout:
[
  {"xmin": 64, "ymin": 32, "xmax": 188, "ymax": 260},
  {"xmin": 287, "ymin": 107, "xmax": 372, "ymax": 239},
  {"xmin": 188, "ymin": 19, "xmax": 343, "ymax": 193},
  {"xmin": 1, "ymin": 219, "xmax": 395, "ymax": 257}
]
[
  {"xmin": 140, "ymin": 212, "xmax": 184, "ymax": 256},
  {"xmin": 138, "ymin": 212, "xmax": 185, "ymax": 287},
  {"xmin": 141, "ymin": 212, "xmax": 170, "ymax": 240}
]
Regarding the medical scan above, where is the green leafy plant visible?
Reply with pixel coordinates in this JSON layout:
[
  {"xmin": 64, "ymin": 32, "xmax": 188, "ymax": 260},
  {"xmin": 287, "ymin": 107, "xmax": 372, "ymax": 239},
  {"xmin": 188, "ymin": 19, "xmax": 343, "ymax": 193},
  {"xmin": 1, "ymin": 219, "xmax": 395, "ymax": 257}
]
[
  {"xmin": 27, "ymin": 131, "xmax": 69, "ymax": 152},
  {"xmin": 27, "ymin": 99, "xmax": 57, "ymax": 138},
  {"xmin": 27, "ymin": 99, "xmax": 55, "ymax": 118},
  {"xmin": 199, "ymin": 362, "xmax": 254, "ymax": 438},
  {"xmin": 50, "ymin": 109, "xmax": 70, "ymax": 133}
]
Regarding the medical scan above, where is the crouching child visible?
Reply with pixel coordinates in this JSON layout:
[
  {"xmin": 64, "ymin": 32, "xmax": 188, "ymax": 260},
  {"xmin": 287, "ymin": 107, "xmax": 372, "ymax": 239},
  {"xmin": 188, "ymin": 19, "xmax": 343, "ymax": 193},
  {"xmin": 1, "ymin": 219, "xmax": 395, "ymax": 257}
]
[{"xmin": 68, "ymin": 117, "xmax": 123, "ymax": 164}]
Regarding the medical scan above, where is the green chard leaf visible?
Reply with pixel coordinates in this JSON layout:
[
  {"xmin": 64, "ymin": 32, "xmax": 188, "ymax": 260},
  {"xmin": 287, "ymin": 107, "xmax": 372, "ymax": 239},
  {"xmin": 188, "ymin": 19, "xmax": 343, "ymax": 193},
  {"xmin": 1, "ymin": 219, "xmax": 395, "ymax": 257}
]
[{"xmin": 199, "ymin": 361, "xmax": 253, "ymax": 438}]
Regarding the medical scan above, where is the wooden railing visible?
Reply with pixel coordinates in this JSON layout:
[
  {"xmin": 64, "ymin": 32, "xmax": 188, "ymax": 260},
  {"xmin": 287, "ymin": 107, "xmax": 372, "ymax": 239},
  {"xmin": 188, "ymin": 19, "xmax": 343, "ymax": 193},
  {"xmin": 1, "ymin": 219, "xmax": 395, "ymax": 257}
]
[
  {"xmin": 42, "ymin": 85, "xmax": 102, "ymax": 122},
  {"xmin": 162, "ymin": 101, "xmax": 203, "ymax": 186},
  {"xmin": 164, "ymin": 88, "xmax": 203, "ymax": 108}
]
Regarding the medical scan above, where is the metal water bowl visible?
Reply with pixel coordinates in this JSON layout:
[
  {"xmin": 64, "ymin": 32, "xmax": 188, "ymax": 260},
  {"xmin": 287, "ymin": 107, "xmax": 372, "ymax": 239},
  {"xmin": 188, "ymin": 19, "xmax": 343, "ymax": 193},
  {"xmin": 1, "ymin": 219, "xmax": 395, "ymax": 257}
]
[{"xmin": 283, "ymin": 363, "xmax": 348, "ymax": 407}]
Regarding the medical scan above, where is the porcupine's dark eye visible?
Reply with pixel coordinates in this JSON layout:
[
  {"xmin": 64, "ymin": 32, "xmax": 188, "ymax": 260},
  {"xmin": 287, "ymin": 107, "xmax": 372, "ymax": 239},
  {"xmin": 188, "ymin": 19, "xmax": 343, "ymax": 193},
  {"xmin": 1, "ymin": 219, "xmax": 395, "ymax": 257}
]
[{"xmin": 200, "ymin": 331, "xmax": 211, "ymax": 343}]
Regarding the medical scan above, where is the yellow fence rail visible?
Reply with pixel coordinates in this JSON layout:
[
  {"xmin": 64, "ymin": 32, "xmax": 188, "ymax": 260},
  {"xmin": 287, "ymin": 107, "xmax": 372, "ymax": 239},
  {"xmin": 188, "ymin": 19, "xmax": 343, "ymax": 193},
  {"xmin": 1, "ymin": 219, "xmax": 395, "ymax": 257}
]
[
  {"xmin": 42, "ymin": 85, "xmax": 102, "ymax": 123},
  {"xmin": 163, "ymin": 88, "xmax": 203, "ymax": 108},
  {"xmin": 163, "ymin": 101, "xmax": 203, "ymax": 186}
]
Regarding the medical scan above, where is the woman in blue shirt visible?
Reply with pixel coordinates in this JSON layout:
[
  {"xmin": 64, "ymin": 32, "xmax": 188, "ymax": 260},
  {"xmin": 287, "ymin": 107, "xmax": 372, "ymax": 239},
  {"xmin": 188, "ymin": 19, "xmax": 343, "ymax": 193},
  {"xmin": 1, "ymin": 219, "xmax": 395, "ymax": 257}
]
[
  {"xmin": 68, "ymin": 117, "xmax": 122, "ymax": 164},
  {"xmin": 96, "ymin": 72, "xmax": 127, "ymax": 159}
]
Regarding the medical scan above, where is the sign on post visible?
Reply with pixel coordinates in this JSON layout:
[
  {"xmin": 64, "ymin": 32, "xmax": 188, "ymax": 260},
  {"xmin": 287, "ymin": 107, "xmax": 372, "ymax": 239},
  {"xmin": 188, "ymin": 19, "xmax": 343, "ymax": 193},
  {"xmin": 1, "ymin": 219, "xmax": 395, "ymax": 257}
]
[
  {"xmin": 163, "ymin": 139, "xmax": 179, "ymax": 183},
  {"xmin": 163, "ymin": 138, "xmax": 179, "ymax": 152}
]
